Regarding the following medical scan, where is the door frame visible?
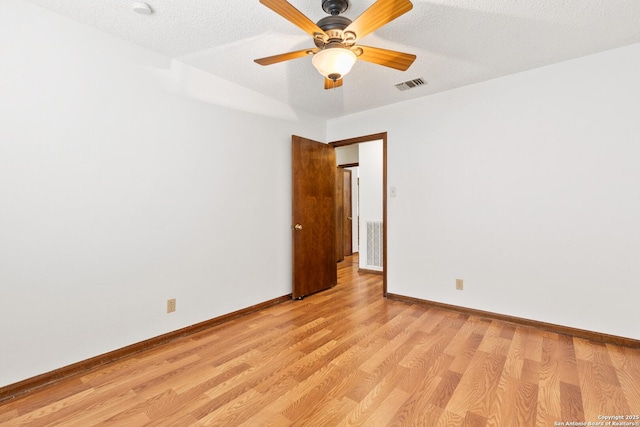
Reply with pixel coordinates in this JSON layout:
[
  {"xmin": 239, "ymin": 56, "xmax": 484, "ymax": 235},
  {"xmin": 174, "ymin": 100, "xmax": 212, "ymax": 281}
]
[
  {"xmin": 338, "ymin": 164, "xmax": 359, "ymax": 256},
  {"xmin": 329, "ymin": 132, "xmax": 388, "ymax": 297},
  {"xmin": 340, "ymin": 167, "xmax": 353, "ymax": 257}
]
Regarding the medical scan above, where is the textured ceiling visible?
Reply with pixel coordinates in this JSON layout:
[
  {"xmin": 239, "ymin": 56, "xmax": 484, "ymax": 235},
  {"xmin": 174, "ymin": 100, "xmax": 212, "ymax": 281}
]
[{"xmin": 22, "ymin": 0, "xmax": 640, "ymax": 119}]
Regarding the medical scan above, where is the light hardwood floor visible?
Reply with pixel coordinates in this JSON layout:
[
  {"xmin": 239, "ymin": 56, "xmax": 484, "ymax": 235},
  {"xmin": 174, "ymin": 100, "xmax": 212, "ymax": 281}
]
[{"xmin": 1, "ymin": 255, "xmax": 639, "ymax": 426}]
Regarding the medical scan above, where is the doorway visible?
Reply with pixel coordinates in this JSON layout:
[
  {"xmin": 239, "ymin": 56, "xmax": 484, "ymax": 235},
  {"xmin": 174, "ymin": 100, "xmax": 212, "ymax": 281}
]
[
  {"xmin": 330, "ymin": 132, "xmax": 387, "ymax": 296},
  {"xmin": 291, "ymin": 133, "xmax": 387, "ymax": 299}
]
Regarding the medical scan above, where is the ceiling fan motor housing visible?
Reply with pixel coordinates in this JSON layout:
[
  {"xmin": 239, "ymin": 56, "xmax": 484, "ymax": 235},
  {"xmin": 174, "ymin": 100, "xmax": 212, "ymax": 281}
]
[
  {"xmin": 322, "ymin": 0, "xmax": 348, "ymax": 15},
  {"xmin": 314, "ymin": 15, "xmax": 353, "ymax": 48}
]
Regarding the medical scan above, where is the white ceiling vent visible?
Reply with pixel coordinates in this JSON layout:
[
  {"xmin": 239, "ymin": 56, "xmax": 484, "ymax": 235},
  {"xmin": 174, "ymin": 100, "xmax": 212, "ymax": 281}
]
[{"xmin": 394, "ymin": 78, "xmax": 426, "ymax": 91}]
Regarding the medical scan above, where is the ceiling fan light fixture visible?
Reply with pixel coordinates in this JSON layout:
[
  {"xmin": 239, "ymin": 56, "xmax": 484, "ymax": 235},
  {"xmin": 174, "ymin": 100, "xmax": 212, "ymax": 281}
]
[{"xmin": 312, "ymin": 47, "xmax": 357, "ymax": 81}]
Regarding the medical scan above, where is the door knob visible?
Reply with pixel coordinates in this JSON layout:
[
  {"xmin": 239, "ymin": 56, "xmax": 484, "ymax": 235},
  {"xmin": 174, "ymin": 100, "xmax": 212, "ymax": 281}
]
[
  {"xmin": 294, "ymin": 224, "xmax": 303, "ymax": 230},
  {"xmin": 347, "ymin": 217, "xmax": 352, "ymax": 221}
]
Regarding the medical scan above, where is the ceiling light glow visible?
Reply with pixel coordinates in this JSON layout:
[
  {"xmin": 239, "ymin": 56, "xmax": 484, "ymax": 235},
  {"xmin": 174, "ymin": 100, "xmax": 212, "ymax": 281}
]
[{"xmin": 312, "ymin": 47, "xmax": 357, "ymax": 81}]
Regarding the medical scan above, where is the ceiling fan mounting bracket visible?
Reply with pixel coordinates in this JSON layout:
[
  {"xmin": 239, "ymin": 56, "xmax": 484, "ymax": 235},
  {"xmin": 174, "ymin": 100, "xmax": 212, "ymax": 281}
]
[
  {"xmin": 322, "ymin": 0, "xmax": 349, "ymax": 16},
  {"xmin": 350, "ymin": 46, "xmax": 363, "ymax": 56},
  {"xmin": 343, "ymin": 31, "xmax": 356, "ymax": 44},
  {"xmin": 313, "ymin": 32, "xmax": 329, "ymax": 44}
]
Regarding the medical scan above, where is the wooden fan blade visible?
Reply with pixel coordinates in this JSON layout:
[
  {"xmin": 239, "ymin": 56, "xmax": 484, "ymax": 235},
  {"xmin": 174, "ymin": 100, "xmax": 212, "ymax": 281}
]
[
  {"xmin": 356, "ymin": 45, "xmax": 416, "ymax": 71},
  {"xmin": 324, "ymin": 77, "xmax": 344, "ymax": 90},
  {"xmin": 254, "ymin": 49, "xmax": 317, "ymax": 66},
  {"xmin": 260, "ymin": 0, "xmax": 327, "ymax": 38},
  {"xmin": 344, "ymin": 0, "xmax": 413, "ymax": 41}
]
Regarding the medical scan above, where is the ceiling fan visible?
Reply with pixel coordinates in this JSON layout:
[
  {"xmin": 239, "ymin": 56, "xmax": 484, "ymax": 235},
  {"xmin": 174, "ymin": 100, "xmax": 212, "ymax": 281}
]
[{"xmin": 254, "ymin": 0, "xmax": 416, "ymax": 89}]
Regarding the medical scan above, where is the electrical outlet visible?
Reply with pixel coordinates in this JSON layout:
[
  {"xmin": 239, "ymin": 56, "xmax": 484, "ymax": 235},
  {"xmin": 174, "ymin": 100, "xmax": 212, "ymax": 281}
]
[
  {"xmin": 456, "ymin": 279, "xmax": 464, "ymax": 290},
  {"xmin": 167, "ymin": 298, "xmax": 176, "ymax": 313}
]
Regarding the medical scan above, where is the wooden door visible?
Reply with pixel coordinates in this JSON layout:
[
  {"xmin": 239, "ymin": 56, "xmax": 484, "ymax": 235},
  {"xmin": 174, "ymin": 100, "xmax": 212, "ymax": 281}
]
[
  {"xmin": 292, "ymin": 135, "xmax": 337, "ymax": 299},
  {"xmin": 343, "ymin": 169, "xmax": 353, "ymax": 256}
]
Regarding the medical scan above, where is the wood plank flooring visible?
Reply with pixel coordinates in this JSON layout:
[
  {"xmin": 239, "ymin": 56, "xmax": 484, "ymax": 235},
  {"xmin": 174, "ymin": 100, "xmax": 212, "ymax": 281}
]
[{"xmin": 1, "ymin": 255, "xmax": 639, "ymax": 426}]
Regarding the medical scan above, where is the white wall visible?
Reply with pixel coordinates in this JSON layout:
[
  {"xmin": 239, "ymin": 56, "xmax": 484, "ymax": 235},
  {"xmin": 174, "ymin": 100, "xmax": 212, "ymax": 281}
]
[
  {"xmin": 328, "ymin": 43, "xmax": 640, "ymax": 340},
  {"xmin": 335, "ymin": 144, "xmax": 359, "ymax": 165},
  {"xmin": 0, "ymin": 0, "xmax": 325, "ymax": 387},
  {"xmin": 358, "ymin": 141, "xmax": 384, "ymax": 270}
]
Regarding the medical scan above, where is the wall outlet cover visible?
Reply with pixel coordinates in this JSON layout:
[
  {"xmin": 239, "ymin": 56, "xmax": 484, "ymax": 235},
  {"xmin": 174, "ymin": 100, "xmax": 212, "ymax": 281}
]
[{"xmin": 167, "ymin": 298, "xmax": 176, "ymax": 313}]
